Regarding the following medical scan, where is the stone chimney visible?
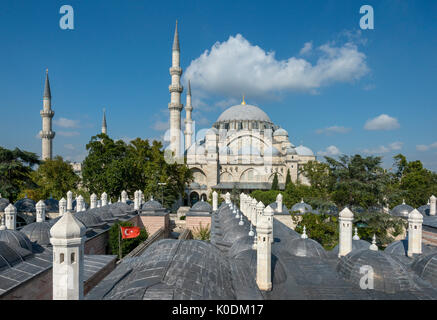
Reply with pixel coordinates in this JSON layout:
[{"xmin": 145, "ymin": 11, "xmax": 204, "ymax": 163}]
[
  {"xmin": 36, "ymin": 200, "xmax": 46, "ymax": 222},
  {"xmin": 212, "ymin": 191, "xmax": 218, "ymax": 211},
  {"xmin": 101, "ymin": 192, "xmax": 108, "ymax": 206},
  {"xmin": 66, "ymin": 191, "xmax": 73, "ymax": 212},
  {"xmin": 4, "ymin": 204, "xmax": 17, "ymax": 230},
  {"xmin": 90, "ymin": 193, "xmax": 97, "ymax": 209},
  {"xmin": 225, "ymin": 192, "xmax": 231, "ymax": 204},
  {"xmin": 255, "ymin": 201, "xmax": 265, "ymax": 227},
  {"xmin": 276, "ymin": 193, "xmax": 283, "ymax": 213},
  {"xmin": 59, "ymin": 198, "xmax": 67, "ymax": 216},
  {"xmin": 338, "ymin": 207, "xmax": 354, "ymax": 257},
  {"xmin": 430, "ymin": 195, "xmax": 436, "ymax": 216},
  {"xmin": 408, "ymin": 209, "xmax": 423, "ymax": 257},
  {"xmin": 121, "ymin": 190, "xmax": 128, "ymax": 203},
  {"xmin": 256, "ymin": 205, "xmax": 273, "ymax": 291}
]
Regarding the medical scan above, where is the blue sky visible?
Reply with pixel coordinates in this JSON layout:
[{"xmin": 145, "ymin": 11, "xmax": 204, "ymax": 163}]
[{"xmin": 1, "ymin": 0, "xmax": 436, "ymax": 171}]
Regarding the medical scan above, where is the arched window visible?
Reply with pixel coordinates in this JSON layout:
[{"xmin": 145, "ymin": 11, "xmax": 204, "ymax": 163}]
[{"xmin": 240, "ymin": 168, "xmax": 261, "ymax": 182}]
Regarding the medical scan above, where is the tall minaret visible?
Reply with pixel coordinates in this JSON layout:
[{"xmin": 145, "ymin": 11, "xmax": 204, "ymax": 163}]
[
  {"xmin": 168, "ymin": 20, "xmax": 184, "ymax": 158},
  {"xmin": 184, "ymin": 80, "xmax": 193, "ymax": 150},
  {"xmin": 101, "ymin": 108, "xmax": 107, "ymax": 134},
  {"xmin": 40, "ymin": 69, "xmax": 55, "ymax": 160}
]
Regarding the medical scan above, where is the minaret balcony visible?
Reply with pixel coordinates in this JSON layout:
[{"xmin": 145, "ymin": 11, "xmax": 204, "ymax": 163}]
[
  {"xmin": 169, "ymin": 84, "xmax": 183, "ymax": 93},
  {"xmin": 39, "ymin": 130, "xmax": 55, "ymax": 139},
  {"xmin": 168, "ymin": 102, "xmax": 183, "ymax": 110},
  {"xmin": 40, "ymin": 109, "xmax": 55, "ymax": 118},
  {"xmin": 169, "ymin": 66, "xmax": 182, "ymax": 76}
]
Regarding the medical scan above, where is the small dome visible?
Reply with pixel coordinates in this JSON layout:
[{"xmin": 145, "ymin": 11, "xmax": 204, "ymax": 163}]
[
  {"xmin": 50, "ymin": 212, "xmax": 86, "ymax": 239},
  {"xmin": 331, "ymin": 239, "xmax": 370, "ymax": 256},
  {"xmin": 222, "ymin": 224, "xmax": 249, "ymax": 243},
  {"xmin": 191, "ymin": 200, "xmax": 212, "ymax": 212},
  {"xmin": 268, "ymin": 201, "xmax": 289, "ymax": 214},
  {"xmin": 20, "ymin": 222, "xmax": 52, "ymax": 246},
  {"xmin": 286, "ymin": 146, "xmax": 297, "ymax": 155},
  {"xmin": 417, "ymin": 204, "xmax": 430, "ymax": 216},
  {"xmin": 411, "ymin": 251, "xmax": 437, "ymax": 288},
  {"xmin": 14, "ymin": 198, "xmax": 36, "ymax": 213},
  {"xmin": 216, "ymin": 104, "xmax": 272, "ymax": 123},
  {"xmin": 141, "ymin": 198, "xmax": 163, "ymax": 210},
  {"xmin": 228, "ymin": 235, "xmax": 253, "ymax": 257},
  {"xmin": 93, "ymin": 206, "xmax": 114, "ymax": 220},
  {"xmin": 0, "ymin": 229, "xmax": 33, "ymax": 251},
  {"xmin": 385, "ymin": 239, "xmax": 435, "ymax": 257},
  {"xmin": 44, "ymin": 198, "xmax": 59, "ymax": 212},
  {"xmin": 284, "ymin": 237, "xmax": 327, "ymax": 258},
  {"xmin": 0, "ymin": 241, "xmax": 32, "ymax": 269},
  {"xmin": 295, "ymin": 145, "xmax": 314, "ymax": 156},
  {"xmin": 273, "ymin": 128, "xmax": 288, "ymax": 136},
  {"xmin": 337, "ymin": 249, "xmax": 415, "ymax": 293},
  {"xmin": 74, "ymin": 210, "xmax": 105, "ymax": 228},
  {"xmin": 390, "ymin": 202, "xmax": 414, "ymax": 218},
  {"xmin": 291, "ymin": 200, "xmax": 312, "ymax": 214}
]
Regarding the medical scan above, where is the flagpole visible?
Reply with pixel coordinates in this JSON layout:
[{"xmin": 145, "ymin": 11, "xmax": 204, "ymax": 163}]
[{"xmin": 119, "ymin": 225, "xmax": 122, "ymax": 260}]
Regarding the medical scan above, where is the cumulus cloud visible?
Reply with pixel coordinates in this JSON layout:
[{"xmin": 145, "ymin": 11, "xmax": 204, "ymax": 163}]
[
  {"xmin": 362, "ymin": 141, "xmax": 403, "ymax": 154},
  {"xmin": 416, "ymin": 142, "xmax": 437, "ymax": 151},
  {"xmin": 184, "ymin": 34, "xmax": 369, "ymax": 99},
  {"xmin": 57, "ymin": 131, "xmax": 80, "ymax": 137},
  {"xmin": 315, "ymin": 126, "xmax": 351, "ymax": 135},
  {"xmin": 364, "ymin": 114, "xmax": 400, "ymax": 131},
  {"xmin": 299, "ymin": 41, "xmax": 313, "ymax": 55},
  {"xmin": 153, "ymin": 120, "xmax": 169, "ymax": 131},
  {"xmin": 318, "ymin": 145, "xmax": 342, "ymax": 156},
  {"xmin": 54, "ymin": 117, "xmax": 79, "ymax": 128}
]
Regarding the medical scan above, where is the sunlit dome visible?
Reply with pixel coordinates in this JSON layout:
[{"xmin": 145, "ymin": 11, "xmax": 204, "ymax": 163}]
[
  {"xmin": 295, "ymin": 145, "xmax": 314, "ymax": 156},
  {"xmin": 215, "ymin": 104, "xmax": 272, "ymax": 123}
]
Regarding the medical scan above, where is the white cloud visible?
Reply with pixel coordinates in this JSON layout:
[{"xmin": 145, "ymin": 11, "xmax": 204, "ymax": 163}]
[
  {"xmin": 153, "ymin": 120, "xmax": 169, "ymax": 131},
  {"xmin": 318, "ymin": 145, "xmax": 341, "ymax": 156},
  {"xmin": 362, "ymin": 141, "xmax": 403, "ymax": 154},
  {"xmin": 54, "ymin": 117, "xmax": 79, "ymax": 128},
  {"xmin": 364, "ymin": 114, "xmax": 400, "ymax": 131},
  {"xmin": 416, "ymin": 141, "xmax": 437, "ymax": 151},
  {"xmin": 299, "ymin": 41, "xmax": 313, "ymax": 55},
  {"xmin": 57, "ymin": 131, "xmax": 80, "ymax": 137},
  {"xmin": 184, "ymin": 34, "xmax": 369, "ymax": 99},
  {"xmin": 315, "ymin": 126, "xmax": 351, "ymax": 135}
]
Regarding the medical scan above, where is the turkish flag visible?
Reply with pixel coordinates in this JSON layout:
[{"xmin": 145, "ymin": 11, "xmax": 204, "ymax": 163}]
[{"xmin": 120, "ymin": 226, "xmax": 141, "ymax": 239}]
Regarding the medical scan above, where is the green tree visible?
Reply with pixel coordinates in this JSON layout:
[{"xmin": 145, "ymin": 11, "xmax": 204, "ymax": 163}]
[
  {"xmin": 108, "ymin": 221, "xmax": 148, "ymax": 259},
  {"xmin": 250, "ymin": 190, "xmax": 281, "ymax": 206},
  {"xmin": 285, "ymin": 169, "xmax": 292, "ymax": 187},
  {"xmin": 0, "ymin": 147, "xmax": 40, "ymax": 201},
  {"xmin": 293, "ymin": 213, "xmax": 339, "ymax": 250},
  {"xmin": 271, "ymin": 172, "xmax": 279, "ymax": 190},
  {"xmin": 27, "ymin": 156, "xmax": 80, "ymax": 200},
  {"xmin": 301, "ymin": 160, "xmax": 333, "ymax": 198}
]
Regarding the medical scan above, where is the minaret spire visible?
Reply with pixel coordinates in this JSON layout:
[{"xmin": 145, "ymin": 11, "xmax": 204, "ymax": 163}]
[
  {"xmin": 40, "ymin": 69, "xmax": 55, "ymax": 160},
  {"xmin": 102, "ymin": 108, "xmax": 107, "ymax": 134},
  {"xmin": 184, "ymin": 79, "xmax": 193, "ymax": 150},
  {"xmin": 168, "ymin": 20, "xmax": 183, "ymax": 159}
]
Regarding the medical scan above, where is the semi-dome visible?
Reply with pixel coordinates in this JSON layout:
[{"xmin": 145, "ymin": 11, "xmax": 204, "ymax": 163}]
[
  {"xmin": 417, "ymin": 204, "xmax": 430, "ymax": 216},
  {"xmin": 74, "ymin": 210, "xmax": 105, "ymax": 228},
  {"xmin": 411, "ymin": 251, "xmax": 437, "ymax": 288},
  {"xmin": 295, "ymin": 145, "xmax": 314, "ymax": 156},
  {"xmin": 390, "ymin": 201, "xmax": 414, "ymax": 218},
  {"xmin": 0, "ymin": 228, "xmax": 33, "ymax": 251},
  {"xmin": 14, "ymin": 198, "xmax": 36, "ymax": 213},
  {"xmin": 285, "ymin": 146, "xmax": 297, "ymax": 155},
  {"xmin": 0, "ymin": 241, "xmax": 33, "ymax": 270},
  {"xmin": 291, "ymin": 200, "xmax": 312, "ymax": 214},
  {"xmin": 20, "ymin": 222, "xmax": 52, "ymax": 246},
  {"xmin": 0, "ymin": 198, "xmax": 9, "ymax": 212},
  {"xmin": 337, "ymin": 249, "xmax": 415, "ymax": 293},
  {"xmin": 216, "ymin": 104, "xmax": 272, "ymax": 123},
  {"xmin": 273, "ymin": 128, "xmax": 288, "ymax": 136},
  {"xmin": 228, "ymin": 235, "xmax": 253, "ymax": 257}
]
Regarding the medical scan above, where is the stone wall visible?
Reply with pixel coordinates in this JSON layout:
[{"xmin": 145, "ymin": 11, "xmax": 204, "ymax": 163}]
[
  {"xmin": 138, "ymin": 214, "xmax": 169, "ymax": 237},
  {"xmin": 185, "ymin": 216, "xmax": 211, "ymax": 234},
  {"xmin": 85, "ymin": 232, "xmax": 109, "ymax": 255}
]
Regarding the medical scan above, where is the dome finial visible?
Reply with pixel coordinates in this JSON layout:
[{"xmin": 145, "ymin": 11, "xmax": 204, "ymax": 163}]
[
  {"xmin": 369, "ymin": 234, "xmax": 378, "ymax": 251},
  {"xmin": 353, "ymin": 227, "xmax": 360, "ymax": 240},
  {"xmin": 241, "ymin": 95, "xmax": 246, "ymax": 105},
  {"xmin": 301, "ymin": 226, "xmax": 308, "ymax": 239},
  {"xmin": 0, "ymin": 215, "xmax": 6, "ymax": 230}
]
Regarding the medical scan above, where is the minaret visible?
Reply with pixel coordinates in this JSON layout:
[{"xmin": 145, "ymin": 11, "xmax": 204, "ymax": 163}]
[
  {"xmin": 168, "ymin": 20, "xmax": 184, "ymax": 158},
  {"xmin": 101, "ymin": 109, "xmax": 107, "ymax": 134},
  {"xmin": 338, "ymin": 207, "xmax": 354, "ymax": 257},
  {"xmin": 407, "ymin": 209, "xmax": 423, "ymax": 257},
  {"xmin": 184, "ymin": 80, "xmax": 193, "ymax": 150},
  {"xmin": 40, "ymin": 69, "xmax": 55, "ymax": 160}
]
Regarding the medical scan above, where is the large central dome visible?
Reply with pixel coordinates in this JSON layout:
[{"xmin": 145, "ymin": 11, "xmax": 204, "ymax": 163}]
[{"xmin": 216, "ymin": 104, "xmax": 272, "ymax": 123}]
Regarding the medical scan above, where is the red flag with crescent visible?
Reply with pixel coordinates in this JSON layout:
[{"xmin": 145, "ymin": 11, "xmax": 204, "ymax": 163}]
[{"xmin": 120, "ymin": 226, "xmax": 141, "ymax": 239}]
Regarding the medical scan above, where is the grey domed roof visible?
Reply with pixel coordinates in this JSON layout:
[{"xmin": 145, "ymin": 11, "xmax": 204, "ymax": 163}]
[
  {"xmin": 286, "ymin": 146, "xmax": 297, "ymax": 155},
  {"xmin": 222, "ymin": 223, "xmax": 249, "ymax": 244},
  {"xmin": 417, "ymin": 204, "xmax": 430, "ymax": 216},
  {"xmin": 291, "ymin": 200, "xmax": 312, "ymax": 214},
  {"xmin": 268, "ymin": 202, "xmax": 290, "ymax": 214},
  {"xmin": 0, "ymin": 241, "xmax": 33, "ymax": 270},
  {"xmin": 191, "ymin": 200, "xmax": 212, "ymax": 213},
  {"xmin": 93, "ymin": 206, "xmax": 114, "ymax": 220},
  {"xmin": 216, "ymin": 104, "xmax": 272, "ymax": 123},
  {"xmin": 228, "ymin": 235, "xmax": 253, "ymax": 257},
  {"xmin": 14, "ymin": 198, "xmax": 36, "ymax": 213},
  {"xmin": 337, "ymin": 249, "xmax": 415, "ymax": 293},
  {"xmin": 44, "ymin": 198, "xmax": 59, "ymax": 212},
  {"xmin": 331, "ymin": 239, "xmax": 370, "ymax": 256},
  {"xmin": 0, "ymin": 229, "xmax": 33, "ymax": 251},
  {"xmin": 390, "ymin": 202, "xmax": 414, "ymax": 218},
  {"xmin": 273, "ymin": 128, "xmax": 288, "ymax": 136},
  {"xmin": 385, "ymin": 239, "xmax": 435, "ymax": 257},
  {"xmin": 20, "ymin": 222, "xmax": 52, "ymax": 246},
  {"xmin": 264, "ymin": 146, "xmax": 281, "ymax": 156},
  {"xmin": 284, "ymin": 237, "xmax": 327, "ymax": 258},
  {"xmin": 411, "ymin": 251, "xmax": 437, "ymax": 288},
  {"xmin": 0, "ymin": 198, "xmax": 9, "ymax": 212},
  {"xmin": 295, "ymin": 145, "xmax": 314, "ymax": 156},
  {"xmin": 74, "ymin": 210, "xmax": 105, "ymax": 228},
  {"xmin": 141, "ymin": 199, "xmax": 163, "ymax": 210}
]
